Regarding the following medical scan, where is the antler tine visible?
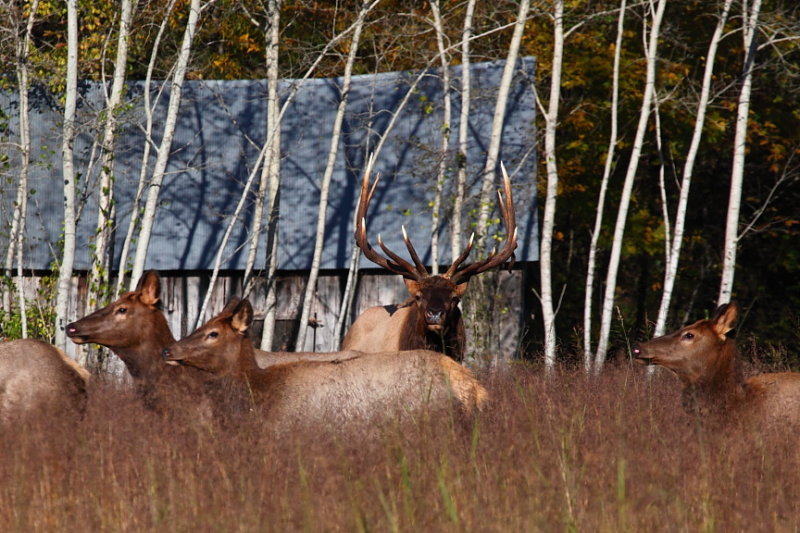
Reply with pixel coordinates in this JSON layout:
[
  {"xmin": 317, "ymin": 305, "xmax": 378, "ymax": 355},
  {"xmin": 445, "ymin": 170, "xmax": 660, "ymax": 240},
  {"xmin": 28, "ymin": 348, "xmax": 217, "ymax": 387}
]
[
  {"xmin": 450, "ymin": 163, "xmax": 518, "ymax": 284},
  {"xmin": 443, "ymin": 233, "xmax": 475, "ymax": 279},
  {"xmin": 401, "ymin": 226, "xmax": 429, "ymax": 277},
  {"xmin": 354, "ymin": 166, "xmax": 424, "ymax": 280},
  {"xmin": 377, "ymin": 233, "xmax": 424, "ymax": 280}
]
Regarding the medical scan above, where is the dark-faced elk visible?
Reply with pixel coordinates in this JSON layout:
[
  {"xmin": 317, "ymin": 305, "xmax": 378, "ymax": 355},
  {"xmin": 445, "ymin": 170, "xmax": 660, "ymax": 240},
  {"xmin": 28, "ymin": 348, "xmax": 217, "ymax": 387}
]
[
  {"xmin": 65, "ymin": 271, "xmax": 360, "ymax": 399},
  {"xmin": 162, "ymin": 298, "xmax": 488, "ymax": 428},
  {"xmin": 0, "ymin": 339, "xmax": 89, "ymax": 421},
  {"xmin": 341, "ymin": 166, "xmax": 518, "ymax": 362},
  {"xmin": 634, "ymin": 303, "xmax": 800, "ymax": 426}
]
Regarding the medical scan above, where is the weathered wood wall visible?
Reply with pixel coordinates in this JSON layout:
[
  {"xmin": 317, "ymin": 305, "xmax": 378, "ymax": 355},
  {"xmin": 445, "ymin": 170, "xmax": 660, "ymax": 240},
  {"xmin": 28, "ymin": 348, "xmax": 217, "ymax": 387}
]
[{"xmin": 7, "ymin": 269, "xmax": 527, "ymax": 373}]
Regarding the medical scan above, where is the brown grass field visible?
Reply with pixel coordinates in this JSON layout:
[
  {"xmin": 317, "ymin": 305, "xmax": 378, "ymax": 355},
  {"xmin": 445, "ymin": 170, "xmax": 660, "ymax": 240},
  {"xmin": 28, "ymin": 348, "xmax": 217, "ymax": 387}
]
[{"xmin": 1, "ymin": 357, "xmax": 799, "ymax": 532}]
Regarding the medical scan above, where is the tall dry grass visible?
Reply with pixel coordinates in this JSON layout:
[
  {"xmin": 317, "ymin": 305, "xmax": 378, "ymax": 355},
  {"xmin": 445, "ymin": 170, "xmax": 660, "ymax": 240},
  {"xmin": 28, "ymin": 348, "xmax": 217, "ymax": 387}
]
[{"xmin": 1, "ymin": 364, "xmax": 798, "ymax": 532}]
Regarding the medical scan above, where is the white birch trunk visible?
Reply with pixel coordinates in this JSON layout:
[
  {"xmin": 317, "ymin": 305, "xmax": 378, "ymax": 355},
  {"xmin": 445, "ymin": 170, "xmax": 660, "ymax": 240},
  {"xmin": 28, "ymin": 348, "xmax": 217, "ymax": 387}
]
[
  {"xmin": 452, "ymin": 0, "xmax": 476, "ymax": 260},
  {"xmin": 655, "ymin": 0, "xmax": 733, "ymax": 335},
  {"xmin": 54, "ymin": 0, "xmax": 79, "ymax": 348},
  {"xmin": 3, "ymin": 0, "xmax": 40, "ymax": 337},
  {"xmin": 88, "ymin": 0, "xmax": 134, "ymax": 307},
  {"xmin": 114, "ymin": 0, "xmax": 177, "ymax": 295},
  {"xmin": 257, "ymin": 0, "xmax": 282, "ymax": 351},
  {"xmin": 584, "ymin": 0, "xmax": 626, "ymax": 370},
  {"xmin": 539, "ymin": 0, "xmax": 564, "ymax": 370},
  {"xmin": 476, "ymin": 0, "xmax": 530, "ymax": 246},
  {"xmin": 595, "ymin": 0, "xmax": 667, "ymax": 365},
  {"xmin": 243, "ymin": 0, "xmax": 280, "ymax": 294},
  {"xmin": 130, "ymin": 0, "xmax": 203, "ymax": 287},
  {"xmin": 296, "ymin": 0, "xmax": 371, "ymax": 351},
  {"xmin": 719, "ymin": 0, "xmax": 761, "ymax": 304},
  {"xmin": 429, "ymin": 0, "xmax": 452, "ymax": 274}
]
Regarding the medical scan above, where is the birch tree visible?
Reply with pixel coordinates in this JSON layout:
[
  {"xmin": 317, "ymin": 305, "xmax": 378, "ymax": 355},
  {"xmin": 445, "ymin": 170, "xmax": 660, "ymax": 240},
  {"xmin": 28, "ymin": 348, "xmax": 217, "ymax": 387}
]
[
  {"xmin": 114, "ymin": 0, "xmax": 178, "ymax": 296},
  {"xmin": 538, "ymin": 0, "xmax": 564, "ymax": 370},
  {"xmin": 295, "ymin": 0, "xmax": 372, "ymax": 351},
  {"xmin": 88, "ymin": 0, "xmax": 134, "ymax": 306},
  {"xmin": 654, "ymin": 0, "xmax": 733, "ymax": 335},
  {"xmin": 476, "ymin": 0, "xmax": 531, "ymax": 245},
  {"xmin": 452, "ymin": 0, "xmax": 477, "ymax": 261},
  {"xmin": 719, "ymin": 0, "xmax": 762, "ymax": 304},
  {"xmin": 595, "ymin": 0, "xmax": 667, "ymax": 365},
  {"xmin": 254, "ymin": 0, "xmax": 282, "ymax": 351},
  {"xmin": 130, "ymin": 0, "xmax": 205, "ymax": 287},
  {"xmin": 54, "ymin": 0, "xmax": 79, "ymax": 348},
  {"xmin": 2, "ymin": 0, "xmax": 40, "ymax": 338},
  {"xmin": 584, "ymin": 0, "xmax": 625, "ymax": 370},
  {"xmin": 428, "ymin": 0, "xmax": 453, "ymax": 275}
]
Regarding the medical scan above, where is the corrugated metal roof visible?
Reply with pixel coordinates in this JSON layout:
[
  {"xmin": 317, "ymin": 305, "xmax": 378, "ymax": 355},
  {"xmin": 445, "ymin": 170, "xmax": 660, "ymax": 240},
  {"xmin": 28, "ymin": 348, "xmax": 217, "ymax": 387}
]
[{"xmin": 0, "ymin": 58, "xmax": 537, "ymax": 272}]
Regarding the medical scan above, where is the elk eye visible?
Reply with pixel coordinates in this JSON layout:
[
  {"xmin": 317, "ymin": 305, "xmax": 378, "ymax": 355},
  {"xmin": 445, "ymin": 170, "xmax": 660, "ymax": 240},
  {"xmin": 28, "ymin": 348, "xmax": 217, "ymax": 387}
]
[
  {"xmin": 115, "ymin": 307, "xmax": 127, "ymax": 315},
  {"xmin": 207, "ymin": 331, "xmax": 219, "ymax": 340},
  {"xmin": 682, "ymin": 332, "xmax": 694, "ymax": 340}
]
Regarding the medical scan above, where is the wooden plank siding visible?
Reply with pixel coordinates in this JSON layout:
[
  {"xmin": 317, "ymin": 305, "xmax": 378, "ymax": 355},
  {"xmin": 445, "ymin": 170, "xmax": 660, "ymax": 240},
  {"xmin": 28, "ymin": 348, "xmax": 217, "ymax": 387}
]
[{"xmin": 9, "ymin": 269, "xmax": 527, "ymax": 375}]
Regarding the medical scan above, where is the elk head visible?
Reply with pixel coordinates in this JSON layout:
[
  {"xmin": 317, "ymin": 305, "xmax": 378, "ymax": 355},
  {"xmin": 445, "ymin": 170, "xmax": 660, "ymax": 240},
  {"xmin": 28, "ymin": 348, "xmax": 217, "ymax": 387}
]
[
  {"xmin": 633, "ymin": 303, "xmax": 740, "ymax": 387},
  {"xmin": 355, "ymin": 164, "xmax": 518, "ymax": 339},
  {"xmin": 163, "ymin": 297, "xmax": 256, "ymax": 377}
]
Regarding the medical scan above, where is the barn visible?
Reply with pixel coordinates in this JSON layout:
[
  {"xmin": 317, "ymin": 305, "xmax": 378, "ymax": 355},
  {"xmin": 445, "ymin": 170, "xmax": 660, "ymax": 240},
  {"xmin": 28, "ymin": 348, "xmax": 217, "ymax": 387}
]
[{"xmin": 0, "ymin": 57, "xmax": 538, "ymax": 367}]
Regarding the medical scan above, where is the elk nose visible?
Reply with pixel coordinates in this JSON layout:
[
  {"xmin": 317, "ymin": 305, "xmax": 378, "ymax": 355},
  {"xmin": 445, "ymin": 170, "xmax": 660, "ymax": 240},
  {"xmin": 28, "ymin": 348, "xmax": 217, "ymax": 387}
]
[
  {"xmin": 426, "ymin": 310, "xmax": 444, "ymax": 324},
  {"xmin": 65, "ymin": 323, "xmax": 78, "ymax": 336}
]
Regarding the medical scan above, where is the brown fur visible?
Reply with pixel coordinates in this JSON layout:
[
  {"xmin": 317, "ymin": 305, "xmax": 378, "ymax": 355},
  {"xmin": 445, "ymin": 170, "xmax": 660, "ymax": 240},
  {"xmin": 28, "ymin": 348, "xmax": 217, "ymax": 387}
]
[
  {"xmin": 342, "ymin": 277, "xmax": 467, "ymax": 360},
  {"xmin": 164, "ymin": 298, "xmax": 488, "ymax": 428},
  {"xmin": 0, "ymin": 339, "xmax": 89, "ymax": 421},
  {"xmin": 634, "ymin": 303, "xmax": 800, "ymax": 426}
]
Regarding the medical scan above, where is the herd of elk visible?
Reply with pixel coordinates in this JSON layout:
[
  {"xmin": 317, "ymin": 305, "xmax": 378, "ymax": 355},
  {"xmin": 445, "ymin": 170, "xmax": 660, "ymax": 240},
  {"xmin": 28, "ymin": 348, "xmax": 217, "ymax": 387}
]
[
  {"xmin": 634, "ymin": 302, "xmax": 800, "ymax": 426},
  {"xmin": 0, "ymin": 339, "xmax": 89, "ymax": 421},
  {"xmin": 162, "ymin": 297, "xmax": 487, "ymax": 427},
  {"xmin": 341, "ymin": 166, "xmax": 517, "ymax": 361},
  {"xmin": 65, "ymin": 271, "xmax": 362, "ymax": 403}
]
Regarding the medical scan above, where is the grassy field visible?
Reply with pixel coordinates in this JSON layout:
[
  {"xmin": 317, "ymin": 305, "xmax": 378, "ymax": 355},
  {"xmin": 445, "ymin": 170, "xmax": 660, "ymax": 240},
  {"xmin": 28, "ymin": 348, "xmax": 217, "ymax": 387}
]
[{"xmin": 1, "ymin": 361, "xmax": 798, "ymax": 532}]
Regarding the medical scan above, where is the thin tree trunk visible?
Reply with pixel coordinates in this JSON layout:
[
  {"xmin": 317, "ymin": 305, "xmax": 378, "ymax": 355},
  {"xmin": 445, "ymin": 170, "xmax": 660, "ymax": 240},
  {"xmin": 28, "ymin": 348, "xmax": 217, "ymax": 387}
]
[
  {"xmin": 3, "ymin": 0, "xmax": 40, "ymax": 338},
  {"xmin": 54, "ymin": 0, "xmax": 79, "ymax": 348},
  {"xmin": 655, "ymin": 0, "xmax": 733, "ymax": 335},
  {"xmin": 584, "ymin": 0, "xmax": 625, "ymax": 370},
  {"xmin": 595, "ymin": 0, "xmax": 667, "ymax": 365},
  {"xmin": 719, "ymin": 0, "xmax": 761, "ymax": 304},
  {"xmin": 539, "ymin": 0, "xmax": 564, "ymax": 370},
  {"xmin": 429, "ymin": 0, "xmax": 452, "ymax": 274},
  {"xmin": 476, "ymin": 0, "xmax": 530, "ymax": 247},
  {"xmin": 114, "ymin": 0, "xmax": 178, "ymax": 296},
  {"xmin": 130, "ymin": 0, "xmax": 204, "ymax": 287},
  {"xmin": 296, "ymin": 0, "xmax": 371, "ymax": 351},
  {"xmin": 255, "ymin": 0, "xmax": 282, "ymax": 351},
  {"xmin": 243, "ymin": 0, "xmax": 280, "ymax": 294},
  {"xmin": 88, "ymin": 0, "xmax": 134, "ymax": 307},
  {"xmin": 452, "ymin": 0, "xmax": 476, "ymax": 261}
]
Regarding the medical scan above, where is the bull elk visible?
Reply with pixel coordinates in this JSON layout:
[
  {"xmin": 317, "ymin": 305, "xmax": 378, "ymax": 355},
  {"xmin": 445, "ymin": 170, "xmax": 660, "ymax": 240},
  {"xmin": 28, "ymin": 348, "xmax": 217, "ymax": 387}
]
[
  {"xmin": 634, "ymin": 303, "xmax": 800, "ymax": 426},
  {"xmin": 162, "ymin": 298, "xmax": 488, "ymax": 428},
  {"xmin": 65, "ymin": 271, "xmax": 360, "ymax": 398},
  {"xmin": 341, "ymin": 166, "xmax": 518, "ymax": 361},
  {"xmin": 0, "ymin": 339, "xmax": 89, "ymax": 421}
]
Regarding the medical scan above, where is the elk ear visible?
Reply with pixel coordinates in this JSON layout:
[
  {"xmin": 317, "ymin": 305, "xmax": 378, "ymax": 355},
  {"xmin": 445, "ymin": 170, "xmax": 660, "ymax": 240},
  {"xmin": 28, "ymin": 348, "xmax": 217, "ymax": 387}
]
[
  {"xmin": 453, "ymin": 281, "xmax": 469, "ymax": 299},
  {"xmin": 711, "ymin": 302, "xmax": 738, "ymax": 339},
  {"xmin": 231, "ymin": 299, "xmax": 254, "ymax": 334},
  {"xmin": 137, "ymin": 271, "xmax": 161, "ymax": 306},
  {"xmin": 403, "ymin": 278, "xmax": 422, "ymax": 296},
  {"xmin": 221, "ymin": 297, "xmax": 241, "ymax": 315}
]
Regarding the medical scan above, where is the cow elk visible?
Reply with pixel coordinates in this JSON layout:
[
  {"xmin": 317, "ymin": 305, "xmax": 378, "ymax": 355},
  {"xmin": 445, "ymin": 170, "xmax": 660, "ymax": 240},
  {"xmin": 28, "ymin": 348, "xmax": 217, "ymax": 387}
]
[
  {"xmin": 65, "ymin": 271, "xmax": 360, "ymax": 399},
  {"xmin": 162, "ymin": 298, "xmax": 488, "ymax": 429},
  {"xmin": 341, "ymin": 166, "xmax": 518, "ymax": 361},
  {"xmin": 0, "ymin": 339, "xmax": 89, "ymax": 421},
  {"xmin": 634, "ymin": 303, "xmax": 800, "ymax": 426}
]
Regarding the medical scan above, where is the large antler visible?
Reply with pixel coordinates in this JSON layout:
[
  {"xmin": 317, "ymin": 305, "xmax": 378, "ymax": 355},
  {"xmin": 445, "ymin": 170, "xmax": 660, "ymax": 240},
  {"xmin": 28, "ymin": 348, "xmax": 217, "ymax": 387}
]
[
  {"xmin": 445, "ymin": 163, "xmax": 518, "ymax": 284},
  {"xmin": 355, "ymin": 166, "xmax": 429, "ymax": 281}
]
